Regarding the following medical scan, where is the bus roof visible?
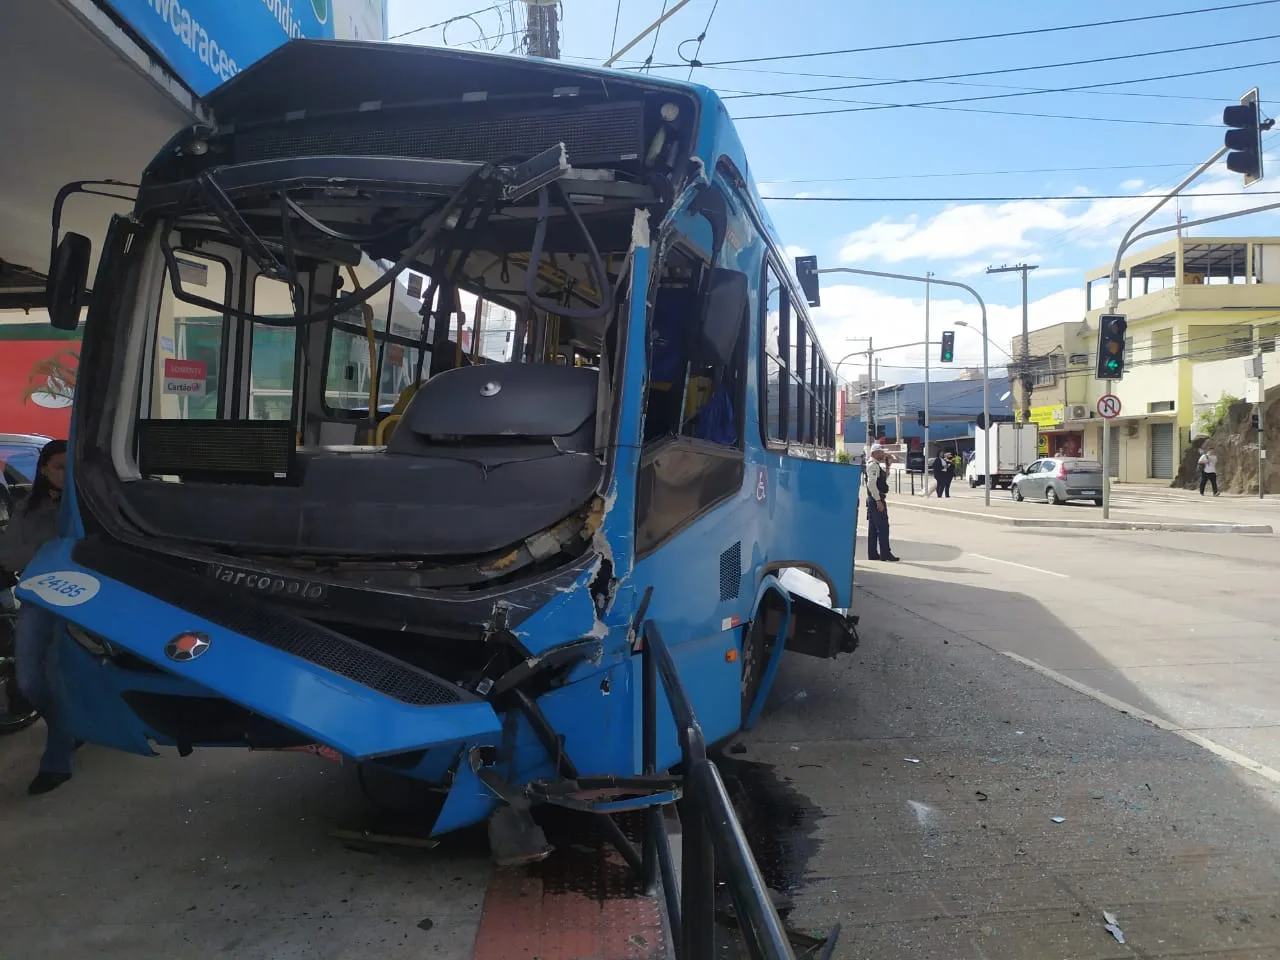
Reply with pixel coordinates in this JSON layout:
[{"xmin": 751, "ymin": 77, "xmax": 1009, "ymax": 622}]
[{"xmin": 202, "ymin": 40, "xmax": 787, "ymax": 272}]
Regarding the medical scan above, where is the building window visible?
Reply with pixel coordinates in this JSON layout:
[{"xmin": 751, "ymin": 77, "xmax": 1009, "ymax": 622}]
[{"xmin": 1150, "ymin": 328, "xmax": 1173, "ymax": 363}]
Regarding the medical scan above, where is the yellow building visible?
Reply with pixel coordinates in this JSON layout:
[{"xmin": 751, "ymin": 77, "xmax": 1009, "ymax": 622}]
[
  {"xmin": 1008, "ymin": 321, "xmax": 1093, "ymax": 458},
  {"xmin": 1077, "ymin": 237, "xmax": 1280, "ymax": 483}
]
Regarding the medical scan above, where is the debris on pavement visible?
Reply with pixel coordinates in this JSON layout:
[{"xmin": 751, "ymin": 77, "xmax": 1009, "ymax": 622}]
[
  {"xmin": 975, "ymin": 790, "xmax": 988, "ymax": 801},
  {"xmin": 903, "ymin": 758, "xmax": 921, "ymax": 764},
  {"xmin": 1050, "ymin": 816, "xmax": 1066, "ymax": 823},
  {"xmin": 1103, "ymin": 911, "xmax": 1125, "ymax": 943}
]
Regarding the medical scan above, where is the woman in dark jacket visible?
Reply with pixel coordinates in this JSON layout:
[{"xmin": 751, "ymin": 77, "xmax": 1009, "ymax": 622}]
[{"xmin": 0, "ymin": 439, "xmax": 76, "ymax": 794}]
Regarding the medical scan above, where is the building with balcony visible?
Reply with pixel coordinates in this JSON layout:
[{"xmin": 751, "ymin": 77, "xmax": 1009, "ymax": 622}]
[{"xmin": 1077, "ymin": 236, "xmax": 1280, "ymax": 483}]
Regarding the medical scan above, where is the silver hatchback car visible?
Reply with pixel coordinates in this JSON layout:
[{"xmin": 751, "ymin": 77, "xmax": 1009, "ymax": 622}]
[{"xmin": 1012, "ymin": 457, "xmax": 1104, "ymax": 506}]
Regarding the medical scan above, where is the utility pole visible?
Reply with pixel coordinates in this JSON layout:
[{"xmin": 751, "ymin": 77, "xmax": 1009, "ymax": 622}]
[
  {"xmin": 1249, "ymin": 352, "xmax": 1266, "ymax": 498},
  {"xmin": 866, "ymin": 337, "xmax": 874, "ymax": 448},
  {"xmin": 986, "ymin": 263, "xmax": 1038, "ymax": 425},
  {"xmin": 923, "ymin": 272, "xmax": 932, "ymax": 494},
  {"xmin": 523, "ymin": 0, "xmax": 560, "ymax": 59}
]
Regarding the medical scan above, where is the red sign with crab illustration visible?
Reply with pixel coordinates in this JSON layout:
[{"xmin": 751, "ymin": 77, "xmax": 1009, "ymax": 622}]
[{"xmin": 0, "ymin": 338, "xmax": 79, "ymax": 439}]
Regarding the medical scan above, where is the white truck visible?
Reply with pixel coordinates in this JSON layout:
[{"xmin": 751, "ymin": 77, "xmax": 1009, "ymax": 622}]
[{"xmin": 967, "ymin": 423, "xmax": 1039, "ymax": 489}]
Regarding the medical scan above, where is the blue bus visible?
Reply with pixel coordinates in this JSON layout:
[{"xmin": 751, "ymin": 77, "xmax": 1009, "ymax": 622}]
[{"xmin": 24, "ymin": 39, "xmax": 860, "ymax": 847}]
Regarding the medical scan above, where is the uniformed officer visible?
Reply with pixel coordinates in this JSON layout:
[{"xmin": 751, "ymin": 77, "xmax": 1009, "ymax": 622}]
[{"xmin": 863, "ymin": 444, "xmax": 899, "ymax": 562}]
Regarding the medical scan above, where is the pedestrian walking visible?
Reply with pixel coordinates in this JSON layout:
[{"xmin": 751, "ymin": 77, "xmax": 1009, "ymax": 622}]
[
  {"xmin": 931, "ymin": 452, "xmax": 949, "ymax": 499},
  {"xmin": 938, "ymin": 452, "xmax": 956, "ymax": 498},
  {"xmin": 0, "ymin": 439, "xmax": 77, "ymax": 795},
  {"xmin": 1197, "ymin": 447, "xmax": 1220, "ymax": 497},
  {"xmin": 863, "ymin": 444, "xmax": 899, "ymax": 562}
]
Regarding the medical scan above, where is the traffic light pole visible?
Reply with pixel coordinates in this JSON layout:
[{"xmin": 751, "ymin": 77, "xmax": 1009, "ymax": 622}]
[
  {"xmin": 923, "ymin": 272, "xmax": 931, "ymax": 495},
  {"xmin": 1100, "ymin": 146, "xmax": 1228, "ymax": 519},
  {"xmin": 820, "ymin": 267, "xmax": 991, "ymax": 506}
]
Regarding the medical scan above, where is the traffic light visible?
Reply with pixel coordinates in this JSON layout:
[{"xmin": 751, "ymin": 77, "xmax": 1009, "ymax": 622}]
[
  {"xmin": 1095, "ymin": 314, "xmax": 1128, "ymax": 380},
  {"xmin": 1251, "ymin": 410, "xmax": 1262, "ymax": 432},
  {"xmin": 795, "ymin": 255, "xmax": 820, "ymax": 307},
  {"xmin": 940, "ymin": 330, "xmax": 955, "ymax": 363},
  {"xmin": 917, "ymin": 410, "xmax": 927, "ymax": 427},
  {"xmin": 1223, "ymin": 88, "xmax": 1271, "ymax": 186}
]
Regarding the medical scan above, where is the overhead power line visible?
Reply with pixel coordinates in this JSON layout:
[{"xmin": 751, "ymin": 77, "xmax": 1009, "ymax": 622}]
[
  {"xmin": 747, "ymin": 102, "xmax": 1212, "ymax": 129},
  {"xmin": 733, "ymin": 56, "xmax": 1280, "ymax": 121},
  {"xmin": 682, "ymin": 0, "xmax": 721, "ymax": 80},
  {"xmin": 761, "ymin": 191, "xmax": 1280, "ymax": 202},
  {"xmin": 389, "ymin": 3, "xmax": 503, "ymax": 41},
  {"xmin": 757, "ymin": 162, "xmax": 1207, "ymax": 185},
  {"xmin": 720, "ymin": 33, "xmax": 1280, "ymax": 102},
  {"xmin": 645, "ymin": 0, "xmax": 1280, "ymax": 69}
]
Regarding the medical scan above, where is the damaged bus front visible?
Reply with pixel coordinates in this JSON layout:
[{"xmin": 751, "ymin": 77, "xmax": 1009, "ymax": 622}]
[{"xmin": 23, "ymin": 40, "xmax": 860, "ymax": 843}]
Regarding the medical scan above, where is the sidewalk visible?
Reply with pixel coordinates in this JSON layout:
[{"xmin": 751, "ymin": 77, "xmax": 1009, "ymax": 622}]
[{"xmin": 893, "ymin": 481, "xmax": 1276, "ymax": 533}]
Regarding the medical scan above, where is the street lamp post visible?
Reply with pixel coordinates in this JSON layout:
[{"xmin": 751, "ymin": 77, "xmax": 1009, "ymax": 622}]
[{"xmin": 819, "ymin": 268, "xmax": 992, "ymax": 507}]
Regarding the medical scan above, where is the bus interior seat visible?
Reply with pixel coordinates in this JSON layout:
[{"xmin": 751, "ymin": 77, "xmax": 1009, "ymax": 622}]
[{"xmin": 123, "ymin": 364, "xmax": 605, "ymax": 558}]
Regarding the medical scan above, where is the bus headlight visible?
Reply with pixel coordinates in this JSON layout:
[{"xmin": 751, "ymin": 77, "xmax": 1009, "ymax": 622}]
[{"xmin": 66, "ymin": 624, "xmax": 115, "ymax": 658}]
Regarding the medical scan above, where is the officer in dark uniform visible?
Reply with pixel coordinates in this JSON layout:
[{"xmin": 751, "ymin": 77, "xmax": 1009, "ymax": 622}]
[{"xmin": 863, "ymin": 444, "xmax": 899, "ymax": 562}]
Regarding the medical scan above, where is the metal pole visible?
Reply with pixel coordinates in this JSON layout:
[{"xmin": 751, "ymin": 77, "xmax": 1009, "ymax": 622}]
[
  {"xmin": 1259, "ymin": 365, "xmax": 1267, "ymax": 499},
  {"xmin": 818, "ymin": 267, "xmax": 991, "ymax": 507},
  {"xmin": 1102, "ymin": 383, "xmax": 1113, "ymax": 514},
  {"xmin": 1022, "ymin": 267, "xmax": 1031, "ymax": 422},
  {"xmin": 981, "ymin": 305, "xmax": 990, "ymax": 508},
  {"xmin": 1099, "ymin": 145, "xmax": 1228, "ymax": 521},
  {"xmin": 923, "ymin": 272, "xmax": 931, "ymax": 496},
  {"xmin": 986, "ymin": 263, "xmax": 1038, "ymax": 424},
  {"xmin": 866, "ymin": 338, "xmax": 874, "ymax": 448},
  {"xmin": 874, "ymin": 356, "xmax": 881, "ymax": 444},
  {"xmin": 602, "ymin": 0, "xmax": 695, "ymax": 66}
]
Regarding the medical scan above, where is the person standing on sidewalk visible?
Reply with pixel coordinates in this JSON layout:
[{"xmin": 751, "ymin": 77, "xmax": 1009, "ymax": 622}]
[
  {"xmin": 863, "ymin": 444, "xmax": 900, "ymax": 562},
  {"xmin": 1198, "ymin": 447, "xmax": 1220, "ymax": 496},
  {"xmin": 0, "ymin": 439, "xmax": 77, "ymax": 794},
  {"xmin": 938, "ymin": 452, "xmax": 956, "ymax": 498},
  {"xmin": 931, "ymin": 452, "xmax": 949, "ymax": 499}
]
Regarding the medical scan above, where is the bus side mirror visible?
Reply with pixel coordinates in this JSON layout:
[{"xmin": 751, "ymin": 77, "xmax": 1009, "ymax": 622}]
[
  {"xmin": 47, "ymin": 232, "xmax": 92, "ymax": 331},
  {"xmin": 700, "ymin": 268, "xmax": 748, "ymax": 368}
]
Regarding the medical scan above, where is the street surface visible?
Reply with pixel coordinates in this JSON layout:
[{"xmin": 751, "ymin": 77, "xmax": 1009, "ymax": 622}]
[
  {"xmin": 731, "ymin": 505, "xmax": 1280, "ymax": 958},
  {"xmin": 2, "ymin": 507, "xmax": 1279, "ymax": 958}
]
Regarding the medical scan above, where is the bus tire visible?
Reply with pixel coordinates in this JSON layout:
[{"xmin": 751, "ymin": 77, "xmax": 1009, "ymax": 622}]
[{"xmin": 740, "ymin": 618, "xmax": 767, "ymax": 727}]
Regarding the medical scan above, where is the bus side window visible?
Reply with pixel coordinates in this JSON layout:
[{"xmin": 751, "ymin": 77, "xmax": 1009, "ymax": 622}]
[
  {"xmin": 681, "ymin": 267, "xmax": 748, "ymax": 447},
  {"xmin": 763, "ymin": 262, "xmax": 786, "ymax": 444}
]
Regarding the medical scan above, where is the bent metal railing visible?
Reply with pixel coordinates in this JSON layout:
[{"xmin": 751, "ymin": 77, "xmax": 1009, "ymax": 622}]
[{"xmin": 638, "ymin": 617, "xmax": 806, "ymax": 960}]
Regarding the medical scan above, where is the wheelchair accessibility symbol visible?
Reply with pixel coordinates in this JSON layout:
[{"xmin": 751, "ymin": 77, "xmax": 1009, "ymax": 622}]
[{"xmin": 755, "ymin": 467, "xmax": 768, "ymax": 504}]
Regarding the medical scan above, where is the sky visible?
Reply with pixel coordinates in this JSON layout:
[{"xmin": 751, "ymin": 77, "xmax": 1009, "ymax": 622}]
[{"xmin": 386, "ymin": 0, "xmax": 1280, "ymax": 383}]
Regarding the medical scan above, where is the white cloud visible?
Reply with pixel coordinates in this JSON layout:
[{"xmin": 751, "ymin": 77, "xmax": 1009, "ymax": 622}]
[
  {"xmin": 809, "ymin": 283, "xmax": 1087, "ymax": 381},
  {"xmin": 1120, "ymin": 178, "xmax": 1145, "ymax": 191},
  {"xmin": 784, "ymin": 244, "xmax": 811, "ymax": 260}
]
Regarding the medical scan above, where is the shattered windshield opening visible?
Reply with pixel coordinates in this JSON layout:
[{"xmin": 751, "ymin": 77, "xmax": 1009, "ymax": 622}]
[{"xmin": 96, "ymin": 147, "xmax": 655, "ymax": 580}]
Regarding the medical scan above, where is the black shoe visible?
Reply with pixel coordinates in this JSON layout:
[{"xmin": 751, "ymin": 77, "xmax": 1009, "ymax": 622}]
[
  {"xmin": 27, "ymin": 770, "xmax": 71, "ymax": 795},
  {"xmin": 867, "ymin": 556, "xmax": 880, "ymax": 562},
  {"xmin": 883, "ymin": 555, "xmax": 901, "ymax": 562}
]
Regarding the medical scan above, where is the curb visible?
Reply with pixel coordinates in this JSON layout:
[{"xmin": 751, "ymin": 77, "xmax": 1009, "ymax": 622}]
[{"xmin": 892, "ymin": 498, "xmax": 1273, "ymax": 534}]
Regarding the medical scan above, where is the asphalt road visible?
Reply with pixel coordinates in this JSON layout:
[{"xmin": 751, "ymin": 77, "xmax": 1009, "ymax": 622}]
[
  {"xmin": 3, "ymin": 507, "xmax": 1278, "ymax": 959},
  {"xmin": 725, "ymin": 505, "xmax": 1280, "ymax": 958}
]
